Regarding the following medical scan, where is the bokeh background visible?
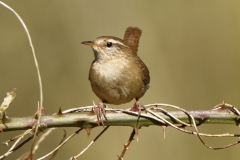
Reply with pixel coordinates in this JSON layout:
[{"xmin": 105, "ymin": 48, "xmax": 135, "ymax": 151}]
[{"xmin": 0, "ymin": 1, "xmax": 240, "ymax": 160}]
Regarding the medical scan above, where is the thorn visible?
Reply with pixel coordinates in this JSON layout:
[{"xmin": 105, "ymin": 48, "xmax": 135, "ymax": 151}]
[
  {"xmin": 41, "ymin": 106, "xmax": 47, "ymax": 115},
  {"xmin": 199, "ymin": 115, "xmax": 205, "ymax": 121},
  {"xmin": 34, "ymin": 106, "xmax": 47, "ymax": 119},
  {"xmin": 34, "ymin": 113, "xmax": 38, "ymax": 119},
  {"xmin": 162, "ymin": 126, "xmax": 167, "ymax": 139},
  {"xmin": 57, "ymin": 107, "xmax": 63, "ymax": 115},
  {"xmin": 85, "ymin": 128, "xmax": 92, "ymax": 139}
]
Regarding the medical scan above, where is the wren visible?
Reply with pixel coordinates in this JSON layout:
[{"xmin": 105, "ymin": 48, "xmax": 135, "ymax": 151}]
[{"xmin": 82, "ymin": 27, "xmax": 150, "ymax": 117}]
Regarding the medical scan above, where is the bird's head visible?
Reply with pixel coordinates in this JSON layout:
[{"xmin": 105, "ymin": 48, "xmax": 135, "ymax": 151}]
[{"xmin": 82, "ymin": 36, "xmax": 133, "ymax": 62}]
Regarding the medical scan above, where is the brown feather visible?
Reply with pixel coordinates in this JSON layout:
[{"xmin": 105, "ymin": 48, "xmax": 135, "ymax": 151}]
[{"xmin": 123, "ymin": 27, "xmax": 142, "ymax": 54}]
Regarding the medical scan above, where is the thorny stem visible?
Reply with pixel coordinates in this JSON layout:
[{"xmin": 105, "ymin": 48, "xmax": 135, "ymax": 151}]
[
  {"xmin": 0, "ymin": 107, "xmax": 239, "ymax": 133},
  {"xmin": 0, "ymin": 103, "xmax": 240, "ymax": 159},
  {"xmin": 118, "ymin": 128, "xmax": 136, "ymax": 160}
]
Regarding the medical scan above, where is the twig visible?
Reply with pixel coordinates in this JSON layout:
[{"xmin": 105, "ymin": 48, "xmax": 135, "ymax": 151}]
[
  {"xmin": 0, "ymin": 88, "xmax": 17, "ymax": 119},
  {"xmin": 0, "ymin": 1, "xmax": 43, "ymax": 109},
  {"xmin": 118, "ymin": 128, "xmax": 135, "ymax": 160},
  {"xmin": 14, "ymin": 129, "xmax": 56, "ymax": 160},
  {"xmin": 213, "ymin": 102, "xmax": 240, "ymax": 116},
  {"xmin": 152, "ymin": 107, "xmax": 191, "ymax": 126},
  {"xmin": 37, "ymin": 128, "xmax": 82, "ymax": 160},
  {"xmin": 189, "ymin": 113, "xmax": 240, "ymax": 149},
  {"xmin": 49, "ymin": 129, "xmax": 67, "ymax": 160},
  {"xmin": 0, "ymin": 129, "xmax": 33, "ymax": 159},
  {"xmin": 33, "ymin": 128, "xmax": 57, "ymax": 155},
  {"xmin": 2, "ymin": 129, "xmax": 33, "ymax": 146},
  {"xmin": 0, "ymin": 1, "xmax": 44, "ymax": 159},
  {"xmin": 72, "ymin": 126, "xmax": 110, "ymax": 159},
  {"xmin": 147, "ymin": 107, "xmax": 240, "ymax": 149},
  {"xmin": 145, "ymin": 108, "xmax": 232, "ymax": 137}
]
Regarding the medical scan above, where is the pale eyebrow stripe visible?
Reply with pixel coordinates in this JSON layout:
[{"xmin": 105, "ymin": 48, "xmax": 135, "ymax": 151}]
[{"xmin": 109, "ymin": 39, "xmax": 127, "ymax": 47}]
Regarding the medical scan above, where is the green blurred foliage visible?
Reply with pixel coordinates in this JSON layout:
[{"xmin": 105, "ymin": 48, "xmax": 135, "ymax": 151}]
[{"xmin": 0, "ymin": 1, "xmax": 240, "ymax": 159}]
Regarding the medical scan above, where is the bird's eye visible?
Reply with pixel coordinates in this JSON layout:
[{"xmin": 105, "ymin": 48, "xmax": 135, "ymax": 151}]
[{"xmin": 107, "ymin": 42, "xmax": 112, "ymax": 47}]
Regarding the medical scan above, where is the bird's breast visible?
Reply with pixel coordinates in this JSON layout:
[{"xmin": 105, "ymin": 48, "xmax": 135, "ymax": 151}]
[
  {"xmin": 91, "ymin": 58, "xmax": 129, "ymax": 83},
  {"xmin": 88, "ymin": 57, "xmax": 145, "ymax": 104}
]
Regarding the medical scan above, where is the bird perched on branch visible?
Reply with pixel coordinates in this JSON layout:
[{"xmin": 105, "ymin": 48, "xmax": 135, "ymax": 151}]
[{"xmin": 81, "ymin": 27, "xmax": 150, "ymax": 123}]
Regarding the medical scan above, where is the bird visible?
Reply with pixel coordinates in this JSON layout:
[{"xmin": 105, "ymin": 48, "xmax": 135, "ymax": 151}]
[{"xmin": 81, "ymin": 27, "xmax": 150, "ymax": 121}]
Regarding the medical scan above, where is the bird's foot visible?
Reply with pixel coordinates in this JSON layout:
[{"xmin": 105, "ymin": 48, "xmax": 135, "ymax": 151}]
[
  {"xmin": 130, "ymin": 100, "xmax": 146, "ymax": 114},
  {"xmin": 93, "ymin": 101, "xmax": 107, "ymax": 126}
]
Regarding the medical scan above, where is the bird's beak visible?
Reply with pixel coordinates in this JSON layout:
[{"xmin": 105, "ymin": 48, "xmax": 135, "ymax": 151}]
[{"xmin": 81, "ymin": 41, "xmax": 94, "ymax": 46}]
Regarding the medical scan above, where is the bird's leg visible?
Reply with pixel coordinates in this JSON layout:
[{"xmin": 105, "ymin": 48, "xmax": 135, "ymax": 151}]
[
  {"xmin": 130, "ymin": 99, "xmax": 146, "ymax": 140},
  {"xmin": 93, "ymin": 101, "xmax": 107, "ymax": 126}
]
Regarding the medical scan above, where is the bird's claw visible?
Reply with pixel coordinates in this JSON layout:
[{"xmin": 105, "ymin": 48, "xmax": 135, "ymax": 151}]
[
  {"xmin": 93, "ymin": 101, "xmax": 107, "ymax": 126},
  {"xmin": 130, "ymin": 100, "xmax": 145, "ymax": 114}
]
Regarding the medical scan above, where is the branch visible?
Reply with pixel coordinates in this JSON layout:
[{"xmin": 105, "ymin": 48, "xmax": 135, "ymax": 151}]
[{"xmin": 0, "ymin": 106, "xmax": 238, "ymax": 132}]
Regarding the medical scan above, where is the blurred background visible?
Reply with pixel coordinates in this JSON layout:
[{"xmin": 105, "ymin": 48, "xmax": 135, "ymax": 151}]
[{"xmin": 0, "ymin": 1, "xmax": 240, "ymax": 159}]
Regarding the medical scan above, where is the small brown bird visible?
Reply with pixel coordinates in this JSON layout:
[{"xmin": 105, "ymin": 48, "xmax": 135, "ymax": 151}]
[{"xmin": 81, "ymin": 27, "xmax": 150, "ymax": 116}]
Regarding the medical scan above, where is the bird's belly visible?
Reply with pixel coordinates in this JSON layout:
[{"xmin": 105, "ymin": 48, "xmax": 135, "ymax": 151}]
[
  {"xmin": 89, "ymin": 60, "xmax": 145, "ymax": 104},
  {"xmin": 92, "ymin": 82, "xmax": 135, "ymax": 104}
]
